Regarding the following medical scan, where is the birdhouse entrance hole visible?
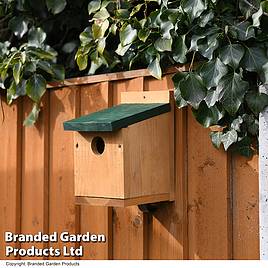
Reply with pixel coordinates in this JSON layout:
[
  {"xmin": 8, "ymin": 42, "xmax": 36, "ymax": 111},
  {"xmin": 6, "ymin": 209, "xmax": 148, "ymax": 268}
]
[{"xmin": 91, "ymin": 136, "xmax": 105, "ymax": 155}]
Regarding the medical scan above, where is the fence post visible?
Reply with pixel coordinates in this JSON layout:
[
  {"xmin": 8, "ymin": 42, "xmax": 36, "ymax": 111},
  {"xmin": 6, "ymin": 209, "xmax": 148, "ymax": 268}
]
[{"xmin": 259, "ymin": 85, "xmax": 268, "ymax": 260}]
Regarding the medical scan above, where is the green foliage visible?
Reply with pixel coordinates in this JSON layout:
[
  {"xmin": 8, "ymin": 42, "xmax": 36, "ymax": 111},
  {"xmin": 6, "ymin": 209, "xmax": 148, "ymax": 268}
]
[
  {"xmin": 0, "ymin": 0, "xmax": 89, "ymax": 125},
  {"xmin": 75, "ymin": 0, "xmax": 268, "ymax": 156},
  {"xmin": 1, "ymin": 0, "xmax": 268, "ymax": 156}
]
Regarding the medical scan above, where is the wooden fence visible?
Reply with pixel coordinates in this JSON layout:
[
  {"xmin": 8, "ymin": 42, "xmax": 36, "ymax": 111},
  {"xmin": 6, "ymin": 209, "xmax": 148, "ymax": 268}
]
[{"xmin": 0, "ymin": 68, "xmax": 259, "ymax": 260}]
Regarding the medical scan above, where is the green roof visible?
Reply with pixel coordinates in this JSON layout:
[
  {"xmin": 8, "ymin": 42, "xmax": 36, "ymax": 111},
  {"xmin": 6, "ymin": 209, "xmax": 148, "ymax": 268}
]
[{"xmin": 63, "ymin": 103, "xmax": 170, "ymax": 132}]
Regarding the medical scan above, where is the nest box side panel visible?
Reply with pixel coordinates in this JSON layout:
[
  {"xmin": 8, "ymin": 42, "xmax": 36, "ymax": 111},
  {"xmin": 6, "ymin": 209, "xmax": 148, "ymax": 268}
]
[
  {"xmin": 123, "ymin": 112, "xmax": 173, "ymax": 199},
  {"xmin": 74, "ymin": 131, "xmax": 125, "ymax": 198}
]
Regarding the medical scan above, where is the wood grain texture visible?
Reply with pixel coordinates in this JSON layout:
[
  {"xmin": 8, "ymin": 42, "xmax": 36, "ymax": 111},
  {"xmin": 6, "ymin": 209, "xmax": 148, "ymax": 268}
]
[
  {"xmin": 121, "ymin": 90, "xmax": 171, "ymax": 104},
  {"xmin": 146, "ymin": 83, "xmax": 185, "ymax": 260},
  {"xmin": 79, "ymin": 82, "xmax": 112, "ymax": 260},
  {"xmin": 187, "ymin": 109, "xmax": 232, "ymax": 259},
  {"xmin": 76, "ymin": 194, "xmax": 171, "ymax": 207},
  {"xmin": 123, "ymin": 113, "xmax": 172, "ymax": 199},
  {"xmin": 20, "ymin": 96, "xmax": 49, "ymax": 259},
  {"xmin": 113, "ymin": 206, "xmax": 148, "ymax": 259},
  {"xmin": 74, "ymin": 131, "xmax": 124, "ymax": 198},
  {"xmin": 112, "ymin": 77, "xmax": 149, "ymax": 259},
  {"xmin": 49, "ymin": 87, "xmax": 80, "ymax": 259},
  {"xmin": 47, "ymin": 66, "xmax": 191, "ymax": 89},
  {"xmin": 144, "ymin": 75, "xmax": 174, "ymax": 92},
  {"xmin": 0, "ymin": 98, "xmax": 22, "ymax": 260},
  {"xmin": 112, "ymin": 77, "xmax": 144, "ymax": 105},
  {"xmin": 232, "ymin": 154, "xmax": 259, "ymax": 259}
]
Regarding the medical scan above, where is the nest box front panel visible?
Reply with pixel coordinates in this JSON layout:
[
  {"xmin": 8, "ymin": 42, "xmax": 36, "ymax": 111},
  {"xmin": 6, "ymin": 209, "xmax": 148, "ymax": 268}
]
[{"xmin": 74, "ymin": 131, "xmax": 125, "ymax": 199}]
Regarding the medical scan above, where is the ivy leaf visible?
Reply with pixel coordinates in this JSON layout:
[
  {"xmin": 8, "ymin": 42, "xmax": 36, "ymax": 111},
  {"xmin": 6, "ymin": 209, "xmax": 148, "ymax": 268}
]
[
  {"xmin": 28, "ymin": 27, "xmax": 47, "ymax": 47},
  {"xmin": 179, "ymin": 73, "xmax": 207, "ymax": 109},
  {"xmin": 193, "ymin": 101, "xmax": 224, "ymax": 128},
  {"xmin": 130, "ymin": 4, "xmax": 144, "ymax": 17},
  {"xmin": 23, "ymin": 103, "xmax": 41, "ymax": 127},
  {"xmin": 219, "ymin": 44, "xmax": 245, "ymax": 69},
  {"xmin": 189, "ymin": 34, "xmax": 206, "ymax": 52},
  {"xmin": 115, "ymin": 9, "xmax": 130, "ymax": 19},
  {"xmin": 51, "ymin": 64, "xmax": 65, "ymax": 81},
  {"xmin": 221, "ymin": 129, "xmax": 238, "ymax": 150},
  {"xmin": 6, "ymin": 80, "xmax": 26, "ymax": 104},
  {"xmin": 239, "ymin": 0, "xmax": 257, "ymax": 18},
  {"xmin": 175, "ymin": 90, "xmax": 188, "ymax": 108},
  {"xmin": 210, "ymin": 131, "xmax": 223, "ymax": 149},
  {"xmin": 232, "ymin": 136, "xmax": 253, "ymax": 158},
  {"xmin": 93, "ymin": 7, "xmax": 110, "ymax": 20},
  {"xmin": 252, "ymin": 5, "xmax": 263, "ymax": 27},
  {"xmin": 77, "ymin": 53, "xmax": 88, "ymax": 71},
  {"xmin": 241, "ymin": 46, "xmax": 268, "ymax": 72},
  {"xmin": 204, "ymin": 87, "xmax": 221, "ymax": 107},
  {"xmin": 172, "ymin": 35, "xmax": 187, "ymax": 63},
  {"xmin": 148, "ymin": 58, "xmax": 162, "ymax": 80},
  {"xmin": 79, "ymin": 27, "xmax": 93, "ymax": 45},
  {"xmin": 120, "ymin": 24, "xmax": 137, "ymax": 46},
  {"xmin": 26, "ymin": 74, "xmax": 46, "ymax": 103},
  {"xmin": 231, "ymin": 116, "xmax": 243, "ymax": 132},
  {"xmin": 199, "ymin": 10, "xmax": 214, "ymax": 27},
  {"xmin": 230, "ymin": 21, "xmax": 255, "ymax": 41},
  {"xmin": 13, "ymin": 62, "xmax": 22, "ymax": 85},
  {"xmin": 173, "ymin": 72, "xmax": 188, "ymax": 86},
  {"xmin": 154, "ymin": 38, "xmax": 172, "ymax": 52},
  {"xmin": 199, "ymin": 58, "xmax": 228, "ymax": 88},
  {"xmin": 6, "ymin": 82, "xmax": 16, "ymax": 105},
  {"xmin": 88, "ymin": 0, "xmax": 101, "ymax": 15},
  {"xmin": 182, "ymin": 0, "xmax": 207, "ymax": 21},
  {"xmin": 217, "ymin": 72, "xmax": 249, "ymax": 115},
  {"xmin": 138, "ymin": 28, "xmax": 151, "ymax": 42},
  {"xmin": 88, "ymin": 57, "xmax": 104, "ymax": 75},
  {"xmin": 115, "ymin": 43, "xmax": 131, "ymax": 56},
  {"xmin": 160, "ymin": 21, "xmax": 174, "ymax": 39},
  {"xmin": 92, "ymin": 20, "xmax": 109, "ymax": 39},
  {"xmin": 245, "ymin": 91, "xmax": 268, "ymax": 116},
  {"xmin": 97, "ymin": 37, "xmax": 106, "ymax": 55},
  {"xmin": 8, "ymin": 16, "xmax": 29, "ymax": 38},
  {"xmin": 37, "ymin": 60, "xmax": 54, "ymax": 75},
  {"xmin": 46, "ymin": 0, "xmax": 66, "ymax": 14},
  {"xmin": 243, "ymin": 114, "xmax": 259, "ymax": 136},
  {"xmin": 28, "ymin": 47, "xmax": 57, "ymax": 60},
  {"xmin": 173, "ymin": 72, "xmax": 188, "ymax": 108},
  {"xmin": 110, "ymin": 23, "xmax": 117, "ymax": 35},
  {"xmin": 197, "ymin": 33, "xmax": 219, "ymax": 60},
  {"xmin": 261, "ymin": 62, "xmax": 268, "ymax": 84}
]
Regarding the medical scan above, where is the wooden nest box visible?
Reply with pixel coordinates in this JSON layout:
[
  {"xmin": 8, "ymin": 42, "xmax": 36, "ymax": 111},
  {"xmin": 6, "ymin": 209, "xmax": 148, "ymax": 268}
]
[{"xmin": 63, "ymin": 91, "xmax": 174, "ymax": 207}]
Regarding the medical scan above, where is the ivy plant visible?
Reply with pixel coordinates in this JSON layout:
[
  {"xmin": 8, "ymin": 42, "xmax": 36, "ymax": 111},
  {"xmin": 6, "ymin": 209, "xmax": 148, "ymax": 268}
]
[
  {"xmin": 76, "ymin": 0, "xmax": 268, "ymax": 156},
  {"xmin": 0, "ymin": 0, "xmax": 88, "ymax": 125},
  {"xmin": 1, "ymin": 0, "xmax": 268, "ymax": 156}
]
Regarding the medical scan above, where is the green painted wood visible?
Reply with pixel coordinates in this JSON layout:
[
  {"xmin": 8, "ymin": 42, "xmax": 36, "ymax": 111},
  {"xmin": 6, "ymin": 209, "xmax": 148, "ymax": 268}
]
[{"xmin": 63, "ymin": 103, "xmax": 170, "ymax": 132}]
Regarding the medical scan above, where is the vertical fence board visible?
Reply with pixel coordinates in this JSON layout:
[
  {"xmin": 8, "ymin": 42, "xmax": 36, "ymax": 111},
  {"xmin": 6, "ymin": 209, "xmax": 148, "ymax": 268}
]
[
  {"xmin": 232, "ymin": 154, "xmax": 259, "ymax": 259},
  {"xmin": 20, "ymin": 96, "xmax": 49, "ymax": 259},
  {"xmin": 187, "ymin": 110, "xmax": 232, "ymax": 259},
  {"xmin": 145, "ymin": 79, "xmax": 186, "ymax": 259},
  {"xmin": 49, "ymin": 87, "xmax": 80, "ymax": 259},
  {"xmin": 0, "ymin": 99, "xmax": 22, "ymax": 259},
  {"xmin": 113, "ymin": 207, "xmax": 148, "ymax": 259},
  {"xmin": 79, "ymin": 82, "xmax": 113, "ymax": 260},
  {"xmin": 112, "ymin": 77, "xmax": 148, "ymax": 260},
  {"xmin": 176, "ymin": 107, "xmax": 189, "ymax": 259}
]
